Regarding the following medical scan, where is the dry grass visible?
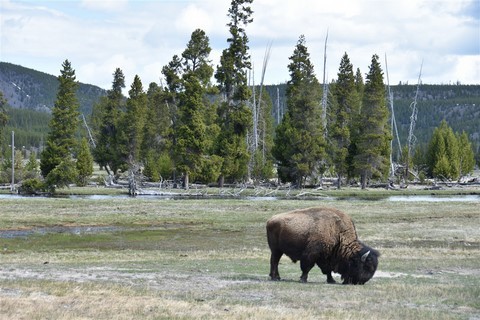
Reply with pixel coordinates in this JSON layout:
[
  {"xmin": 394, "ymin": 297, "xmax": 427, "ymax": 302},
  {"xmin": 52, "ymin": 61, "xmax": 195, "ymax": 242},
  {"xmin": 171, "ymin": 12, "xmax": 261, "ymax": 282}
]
[{"xmin": 0, "ymin": 196, "xmax": 479, "ymax": 319}]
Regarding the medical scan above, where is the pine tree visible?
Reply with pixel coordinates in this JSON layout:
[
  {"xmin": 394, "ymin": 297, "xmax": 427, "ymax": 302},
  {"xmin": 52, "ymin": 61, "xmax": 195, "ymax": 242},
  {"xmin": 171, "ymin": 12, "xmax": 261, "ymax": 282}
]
[
  {"xmin": 174, "ymin": 29, "xmax": 214, "ymax": 189},
  {"xmin": 272, "ymin": 35, "xmax": 326, "ymax": 187},
  {"xmin": 213, "ymin": 0, "xmax": 254, "ymax": 186},
  {"xmin": 353, "ymin": 54, "xmax": 391, "ymax": 189},
  {"xmin": 76, "ymin": 137, "xmax": 94, "ymax": 186},
  {"xmin": 93, "ymin": 68, "xmax": 126, "ymax": 175},
  {"xmin": 160, "ymin": 29, "xmax": 214, "ymax": 188},
  {"xmin": 140, "ymin": 82, "xmax": 173, "ymax": 179},
  {"xmin": 24, "ymin": 151, "xmax": 39, "ymax": 180},
  {"xmin": 457, "ymin": 131, "xmax": 475, "ymax": 177},
  {"xmin": 354, "ymin": 68, "xmax": 364, "ymax": 104},
  {"xmin": 143, "ymin": 150, "xmax": 160, "ymax": 182},
  {"xmin": 122, "ymin": 75, "xmax": 147, "ymax": 165},
  {"xmin": 215, "ymin": 0, "xmax": 253, "ymax": 103},
  {"xmin": 330, "ymin": 53, "xmax": 360, "ymax": 188},
  {"xmin": 44, "ymin": 155, "xmax": 78, "ymax": 191},
  {"xmin": 346, "ymin": 68, "xmax": 364, "ymax": 182},
  {"xmin": 40, "ymin": 60, "xmax": 80, "ymax": 190},
  {"xmin": 176, "ymin": 73, "xmax": 207, "ymax": 189},
  {"xmin": 182, "ymin": 29, "xmax": 214, "ymax": 88},
  {"xmin": 199, "ymin": 100, "xmax": 222, "ymax": 184},
  {"xmin": 426, "ymin": 120, "xmax": 461, "ymax": 180}
]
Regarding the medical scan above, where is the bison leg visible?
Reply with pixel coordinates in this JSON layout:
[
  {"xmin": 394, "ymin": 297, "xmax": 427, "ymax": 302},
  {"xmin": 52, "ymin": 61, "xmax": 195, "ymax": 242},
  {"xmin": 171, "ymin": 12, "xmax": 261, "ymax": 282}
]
[
  {"xmin": 318, "ymin": 265, "xmax": 336, "ymax": 284},
  {"xmin": 269, "ymin": 251, "xmax": 283, "ymax": 281},
  {"xmin": 325, "ymin": 272, "xmax": 336, "ymax": 284},
  {"xmin": 300, "ymin": 259, "xmax": 315, "ymax": 283}
]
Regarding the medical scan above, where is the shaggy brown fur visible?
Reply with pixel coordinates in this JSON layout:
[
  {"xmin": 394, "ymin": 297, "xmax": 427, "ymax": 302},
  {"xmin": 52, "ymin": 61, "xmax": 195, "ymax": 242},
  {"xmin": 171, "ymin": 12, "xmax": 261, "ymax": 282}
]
[{"xmin": 266, "ymin": 207, "xmax": 379, "ymax": 284}]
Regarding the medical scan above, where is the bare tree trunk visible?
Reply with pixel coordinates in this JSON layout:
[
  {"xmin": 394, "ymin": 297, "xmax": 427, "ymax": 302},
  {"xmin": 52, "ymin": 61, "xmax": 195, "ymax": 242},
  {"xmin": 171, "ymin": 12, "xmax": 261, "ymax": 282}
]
[
  {"xmin": 184, "ymin": 172, "xmax": 189, "ymax": 190},
  {"xmin": 218, "ymin": 175, "xmax": 224, "ymax": 188},
  {"xmin": 361, "ymin": 173, "xmax": 367, "ymax": 190},
  {"xmin": 128, "ymin": 169, "xmax": 137, "ymax": 197}
]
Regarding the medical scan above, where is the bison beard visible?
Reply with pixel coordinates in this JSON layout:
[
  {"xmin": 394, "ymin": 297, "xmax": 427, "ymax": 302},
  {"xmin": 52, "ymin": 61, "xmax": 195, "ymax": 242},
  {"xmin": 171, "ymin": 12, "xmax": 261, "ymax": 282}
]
[{"xmin": 266, "ymin": 207, "xmax": 380, "ymax": 285}]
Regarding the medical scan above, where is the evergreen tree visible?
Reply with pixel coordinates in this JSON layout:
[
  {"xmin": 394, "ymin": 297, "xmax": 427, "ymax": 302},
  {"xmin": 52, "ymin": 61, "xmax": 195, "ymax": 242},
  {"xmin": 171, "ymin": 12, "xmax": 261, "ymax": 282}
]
[
  {"xmin": 44, "ymin": 155, "xmax": 78, "ymax": 191},
  {"xmin": 182, "ymin": 29, "xmax": 214, "ymax": 88},
  {"xmin": 354, "ymin": 68, "xmax": 364, "ymax": 104},
  {"xmin": 140, "ymin": 82, "xmax": 173, "ymax": 179},
  {"xmin": 426, "ymin": 120, "xmax": 460, "ymax": 180},
  {"xmin": 162, "ymin": 55, "xmax": 183, "ymax": 95},
  {"xmin": 122, "ymin": 75, "xmax": 147, "ymax": 165},
  {"xmin": 93, "ymin": 68, "xmax": 126, "ymax": 175},
  {"xmin": 175, "ymin": 29, "xmax": 214, "ymax": 189},
  {"xmin": 272, "ymin": 35, "xmax": 326, "ymax": 187},
  {"xmin": 143, "ymin": 150, "xmax": 160, "ymax": 182},
  {"xmin": 76, "ymin": 137, "xmax": 94, "ymax": 186},
  {"xmin": 215, "ymin": 0, "xmax": 253, "ymax": 103},
  {"xmin": 161, "ymin": 29, "xmax": 214, "ymax": 188},
  {"xmin": 214, "ymin": 0, "xmax": 253, "ymax": 185},
  {"xmin": 346, "ymin": 68, "xmax": 364, "ymax": 182},
  {"xmin": 24, "ymin": 151, "xmax": 39, "ymax": 180},
  {"xmin": 330, "ymin": 53, "xmax": 360, "ymax": 188},
  {"xmin": 353, "ymin": 54, "xmax": 391, "ymax": 189},
  {"xmin": 40, "ymin": 60, "xmax": 80, "ymax": 189},
  {"xmin": 457, "ymin": 131, "xmax": 475, "ymax": 177},
  {"xmin": 199, "ymin": 100, "xmax": 222, "ymax": 184},
  {"xmin": 176, "ymin": 73, "xmax": 207, "ymax": 189}
]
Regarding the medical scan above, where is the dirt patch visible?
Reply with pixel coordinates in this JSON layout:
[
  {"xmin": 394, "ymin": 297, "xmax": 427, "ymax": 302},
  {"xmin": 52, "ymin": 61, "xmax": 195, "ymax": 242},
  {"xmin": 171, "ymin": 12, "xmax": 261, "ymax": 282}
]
[
  {"xmin": 0, "ymin": 224, "xmax": 189, "ymax": 239},
  {"xmin": 375, "ymin": 239, "xmax": 480, "ymax": 250},
  {"xmin": 0, "ymin": 264, "xmax": 261, "ymax": 297}
]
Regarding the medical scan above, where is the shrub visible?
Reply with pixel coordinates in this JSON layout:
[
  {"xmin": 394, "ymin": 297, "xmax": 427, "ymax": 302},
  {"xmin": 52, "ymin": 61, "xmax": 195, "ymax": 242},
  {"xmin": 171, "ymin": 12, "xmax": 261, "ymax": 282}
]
[{"xmin": 19, "ymin": 178, "xmax": 45, "ymax": 195}]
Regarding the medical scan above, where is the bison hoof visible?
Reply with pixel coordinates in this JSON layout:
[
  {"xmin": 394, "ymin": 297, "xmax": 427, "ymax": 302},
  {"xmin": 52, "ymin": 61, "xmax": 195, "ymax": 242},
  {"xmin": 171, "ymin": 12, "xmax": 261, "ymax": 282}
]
[
  {"xmin": 299, "ymin": 278, "xmax": 307, "ymax": 283},
  {"xmin": 270, "ymin": 276, "xmax": 281, "ymax": 281}
]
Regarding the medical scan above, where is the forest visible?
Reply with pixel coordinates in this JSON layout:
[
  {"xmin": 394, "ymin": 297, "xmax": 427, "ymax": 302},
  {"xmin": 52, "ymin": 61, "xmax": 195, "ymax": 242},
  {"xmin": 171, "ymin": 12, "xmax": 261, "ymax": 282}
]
[{"xmin": 0, "ymin": 0, "xmax": 478, "ymax": 191}]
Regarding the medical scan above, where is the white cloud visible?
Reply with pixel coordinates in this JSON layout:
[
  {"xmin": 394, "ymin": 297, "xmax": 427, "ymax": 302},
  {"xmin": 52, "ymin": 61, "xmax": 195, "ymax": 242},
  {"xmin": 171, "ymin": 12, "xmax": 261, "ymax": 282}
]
[
  {"xmin": 80, "ymin": 0, "xmax": 128, "ymax": 12},
  {"xmin": 175, "ymin": 4, "xmax": 214, "ymax": 34},
  {"xmin": 452, "ymin": 55, "xmax": 480, "ymax": 84},
  {"xmin": 1, "ymin": 0, "xmax": 478, "ymax": 88}
]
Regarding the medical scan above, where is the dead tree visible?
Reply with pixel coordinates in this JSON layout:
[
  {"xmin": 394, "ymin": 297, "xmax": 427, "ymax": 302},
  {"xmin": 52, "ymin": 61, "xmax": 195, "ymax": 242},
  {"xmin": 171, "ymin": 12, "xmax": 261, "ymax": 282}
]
[
  {"xmin": 384, "ymin": 54, "xmax": 403, "ymax": 180},
  {"xmin": 405, "ymin": 61, "xmax": 423, "ymax": 181},
  {"xmin": 321, "ymin": 30, "xmax": 329, "ymax": 138},
  {"xmin": 248, "ymin": 43, "xmax": 272, "ymax": 180}
]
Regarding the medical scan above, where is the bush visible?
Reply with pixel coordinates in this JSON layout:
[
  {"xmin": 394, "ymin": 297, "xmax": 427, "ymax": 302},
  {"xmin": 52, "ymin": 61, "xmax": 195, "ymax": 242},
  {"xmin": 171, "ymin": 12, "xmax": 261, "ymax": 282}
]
[{"xmin": 19, "ymin": 178, "xmax": 45, "ymax": 195}]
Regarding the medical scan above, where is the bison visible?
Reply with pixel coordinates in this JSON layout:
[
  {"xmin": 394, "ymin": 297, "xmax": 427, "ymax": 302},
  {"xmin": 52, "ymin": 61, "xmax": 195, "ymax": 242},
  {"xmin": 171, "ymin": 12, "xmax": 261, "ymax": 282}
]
[{"xmin": 266, "ymin": 207, "xmax": 379, "ymax": 285}]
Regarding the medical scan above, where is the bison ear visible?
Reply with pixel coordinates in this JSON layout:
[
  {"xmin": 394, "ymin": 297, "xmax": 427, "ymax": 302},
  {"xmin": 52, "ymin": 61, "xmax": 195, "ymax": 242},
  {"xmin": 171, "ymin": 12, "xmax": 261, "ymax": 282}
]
[{"xmin": 361, "ymin": 250, "xmax": 370, "ymax": 262}]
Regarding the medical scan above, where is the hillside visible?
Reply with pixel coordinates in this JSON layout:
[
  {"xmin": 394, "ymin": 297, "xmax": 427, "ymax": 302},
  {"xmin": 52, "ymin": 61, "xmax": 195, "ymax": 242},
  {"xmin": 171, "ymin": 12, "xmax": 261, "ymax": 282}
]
[
  {"xmin": 265, "ymin": 83, "xmax": 480, "ymax": 159},
  {"xmin": 387, "ymin": 84, "xmax": 480, "ymax": 156},
  {"xmin": 0, "ymin": 62, "xmax": 106, "ymax": 115},
  {"xmin": 0, "ymin": 62, "xmax": 107, "ymax": 149}
]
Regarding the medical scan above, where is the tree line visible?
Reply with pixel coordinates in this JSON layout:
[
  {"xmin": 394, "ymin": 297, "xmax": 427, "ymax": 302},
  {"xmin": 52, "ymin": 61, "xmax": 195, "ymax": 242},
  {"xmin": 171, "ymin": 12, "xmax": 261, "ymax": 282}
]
[{"xmin": 0, "ymin": 0, "xmax": 476, "ymax": 192}]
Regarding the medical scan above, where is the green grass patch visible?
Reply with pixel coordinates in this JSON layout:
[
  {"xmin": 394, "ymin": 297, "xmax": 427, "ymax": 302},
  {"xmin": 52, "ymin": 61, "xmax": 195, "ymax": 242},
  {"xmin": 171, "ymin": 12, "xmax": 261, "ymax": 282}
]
[{"xmin": 0, "ymin": 197, "xmax": 479, "ymax": 319}]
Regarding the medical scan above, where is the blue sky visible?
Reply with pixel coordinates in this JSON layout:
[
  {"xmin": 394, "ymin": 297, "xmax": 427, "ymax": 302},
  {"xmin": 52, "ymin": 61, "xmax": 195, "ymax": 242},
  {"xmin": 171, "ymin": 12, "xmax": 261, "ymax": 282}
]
[{"xmin": 1, "ymin": 0, "xmax": 479, "ymax": 89}]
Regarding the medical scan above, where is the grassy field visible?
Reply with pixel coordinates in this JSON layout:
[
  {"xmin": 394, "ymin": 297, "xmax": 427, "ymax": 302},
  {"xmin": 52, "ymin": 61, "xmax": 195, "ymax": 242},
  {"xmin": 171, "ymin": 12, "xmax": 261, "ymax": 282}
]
[{"xmin": 0, "ymin": 195, "xmax": 479, "ymax": 319}]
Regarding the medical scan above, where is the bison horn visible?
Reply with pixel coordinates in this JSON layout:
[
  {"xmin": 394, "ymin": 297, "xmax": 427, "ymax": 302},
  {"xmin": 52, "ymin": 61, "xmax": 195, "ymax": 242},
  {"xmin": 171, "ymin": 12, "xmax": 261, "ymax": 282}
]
[{"xmin": 361, "ymin": 250, "xmax": 370, "ymax": 262}]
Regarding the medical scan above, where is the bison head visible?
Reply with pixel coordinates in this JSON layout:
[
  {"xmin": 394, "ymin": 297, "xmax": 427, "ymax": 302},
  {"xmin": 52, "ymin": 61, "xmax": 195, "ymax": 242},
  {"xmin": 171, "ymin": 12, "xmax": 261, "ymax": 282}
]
[{"xmin": 340, "ymin": 245, "xmax": 380, "ymax": 285}]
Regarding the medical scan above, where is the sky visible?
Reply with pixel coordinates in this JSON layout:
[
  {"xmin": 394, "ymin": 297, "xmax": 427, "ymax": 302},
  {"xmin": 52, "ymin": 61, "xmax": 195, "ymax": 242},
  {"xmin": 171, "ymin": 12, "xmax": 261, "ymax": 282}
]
[{"xmin": 1, "ymin": 0, "xmax": 479, "ymax": 90}]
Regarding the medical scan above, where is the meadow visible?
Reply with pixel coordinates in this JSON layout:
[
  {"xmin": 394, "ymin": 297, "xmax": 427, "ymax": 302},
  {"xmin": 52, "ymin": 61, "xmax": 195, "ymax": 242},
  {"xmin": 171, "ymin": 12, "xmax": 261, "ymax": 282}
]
[{"xmin": 0, "ymin": 192, "xmax": 479, "ymax": 319}]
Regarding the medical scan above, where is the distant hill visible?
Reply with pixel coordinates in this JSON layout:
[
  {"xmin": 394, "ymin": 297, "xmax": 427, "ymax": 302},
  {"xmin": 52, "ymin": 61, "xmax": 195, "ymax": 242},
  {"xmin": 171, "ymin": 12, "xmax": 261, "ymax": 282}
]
[
  {"xmin": 385, "ymin": 84, "xmax": 480, "ymax": 156},
  {"xmin": 0, "ymin": 62, "xmax": 106, "ymax": 115},
  {"xmin": 265, "ymin": 83, "xmax": 480, "ymax": 158},
  {"xmin": 0, "ymin": 62, "xmax": 107, "ymax": 149}
]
